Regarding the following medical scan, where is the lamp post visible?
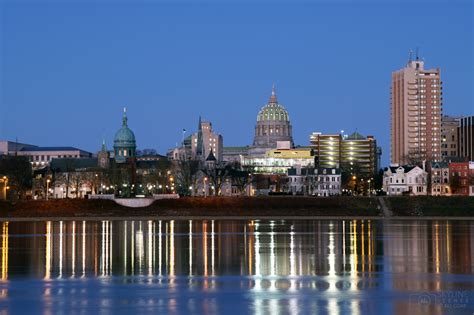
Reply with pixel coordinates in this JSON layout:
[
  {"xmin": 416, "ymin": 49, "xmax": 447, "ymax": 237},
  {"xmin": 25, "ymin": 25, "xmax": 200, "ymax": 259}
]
[
  {"xmin": 352, "ymin": 175, "xmax": 357, "ymax": 195},
  {"xmin": 46, "ymin": 179, "xmax": 51, "ymax": 201},
  {"xmin": 2, "ymin": 176, "xmax": 7, "ymax": 201}
]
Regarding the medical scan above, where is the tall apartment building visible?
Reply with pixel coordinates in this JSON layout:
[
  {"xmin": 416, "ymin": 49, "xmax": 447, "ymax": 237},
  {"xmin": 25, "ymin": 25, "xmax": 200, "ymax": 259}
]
[
  {"xmin": 441, "ymin": 115, "xmax": 460, "ymax": 160},
  {"xmin": 458, "ymin": 116, "xmax": 474, "ymax": 161},
  {"xmin": 391, "ymin": 56, "xmax": 442, "ymax": 164},
  {"xmin": 191, "ymin": 117, "xmax": 223, "ymax": 162},
  {"xmin": 309, "ymin": 131, "xmax": 379, "ymax": 176}
]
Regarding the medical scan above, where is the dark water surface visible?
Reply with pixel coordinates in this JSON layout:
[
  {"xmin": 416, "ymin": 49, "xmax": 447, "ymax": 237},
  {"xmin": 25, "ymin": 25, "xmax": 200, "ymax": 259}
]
[{"xmin": 0, "ymin": 219, "xmax": 473, "ymax": 314}]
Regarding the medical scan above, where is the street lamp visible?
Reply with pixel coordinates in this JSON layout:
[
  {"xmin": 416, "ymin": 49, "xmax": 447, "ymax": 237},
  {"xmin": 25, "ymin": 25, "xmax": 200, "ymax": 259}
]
[
  {"xmin": 2, "ymin": 176, "xmax": 7, "ymax": 201},
  {"xmin": 46, "ymin": 179, "xmax": 51, "ymax": 201}
]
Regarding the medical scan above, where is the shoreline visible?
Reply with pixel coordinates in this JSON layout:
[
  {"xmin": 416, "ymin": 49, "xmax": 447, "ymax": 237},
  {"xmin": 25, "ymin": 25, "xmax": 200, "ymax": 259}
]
[
  {"xmin": 1, "ymin": 215, "xmax": 474, "ymax": 222},
  {"xmin": 1, "ymin": 196, "xmax": 474, "ymax": 219}
]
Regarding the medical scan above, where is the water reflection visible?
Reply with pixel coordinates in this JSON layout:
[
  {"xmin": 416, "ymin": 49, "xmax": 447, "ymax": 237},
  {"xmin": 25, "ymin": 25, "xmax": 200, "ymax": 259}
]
[{"xmin": 0, "ymin": 219, "xmax": 473, "ymax": 314}]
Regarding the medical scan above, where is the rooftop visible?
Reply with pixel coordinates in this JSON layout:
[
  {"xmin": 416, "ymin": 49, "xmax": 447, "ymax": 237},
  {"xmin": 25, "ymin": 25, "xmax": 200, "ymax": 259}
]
[{"xmin": 20, "ymin": 146, "xmax": 89, "ymax": 152}]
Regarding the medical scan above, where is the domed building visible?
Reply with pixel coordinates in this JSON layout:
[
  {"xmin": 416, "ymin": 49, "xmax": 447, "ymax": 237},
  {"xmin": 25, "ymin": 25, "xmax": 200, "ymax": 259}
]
[
  {"xmin": 253, "ymin": 85, "xmax": 294, "ymax": 149},
  {"xmin": 113, "ymin": 108, "xmax": 136, "ymax": 163}
]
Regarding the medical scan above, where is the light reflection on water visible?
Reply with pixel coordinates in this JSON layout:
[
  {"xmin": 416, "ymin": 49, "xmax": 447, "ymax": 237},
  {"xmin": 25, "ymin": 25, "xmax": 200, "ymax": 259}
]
[{"xmin": 0, "ymin": 219, "xmax": 473, "ymax": 314}]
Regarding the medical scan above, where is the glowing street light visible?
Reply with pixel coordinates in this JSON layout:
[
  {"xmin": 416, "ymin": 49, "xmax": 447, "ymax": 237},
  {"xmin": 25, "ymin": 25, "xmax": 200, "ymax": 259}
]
[
  {"xmin": 2, "ymin": 176, "xmax": 7, "ymax": 201},
  {"xmin": 46, "ymin": 179, "xmax": 51, "ymax": 201}
]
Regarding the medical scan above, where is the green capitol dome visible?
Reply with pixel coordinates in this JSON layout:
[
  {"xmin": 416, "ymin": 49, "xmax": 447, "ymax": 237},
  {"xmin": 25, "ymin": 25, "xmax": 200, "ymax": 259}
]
[
  {"xmin": 257, "ymin": 92, "xmax": 290, "ymax": 122},
  {"xmin": 114, "ymin": 108, "xmax": 136, "ymax": 163},
  {"xmin": 253, "ymin": 85, "xmax": 294, "ymax": 148}
]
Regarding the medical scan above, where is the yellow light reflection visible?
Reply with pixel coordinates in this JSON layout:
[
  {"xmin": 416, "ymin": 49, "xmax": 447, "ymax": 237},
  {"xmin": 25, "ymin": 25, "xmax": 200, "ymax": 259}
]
[
  {"xmin": 169, "ymin": 220, "xmax": 175, "ymax": 277},
  {"xmin": 124, "ymin": 221, "xmax": 127, "ymax": 275},
  {"xmin": 434, "ymin": 223, "xmax": 440, "ymax": 274},
  {"xmin": 44, "ymin": 221, "xmax": 52, "ymax": 280},
  {"xmin": 1, "ymin": 222, "xmax": 8, "ymax": 281}
]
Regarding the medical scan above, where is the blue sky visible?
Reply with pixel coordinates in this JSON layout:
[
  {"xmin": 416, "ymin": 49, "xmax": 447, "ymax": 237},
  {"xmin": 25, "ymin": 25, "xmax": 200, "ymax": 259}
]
[{"xmin": 0, "ymin": 0, "xmax": 472, "ymax": 166}]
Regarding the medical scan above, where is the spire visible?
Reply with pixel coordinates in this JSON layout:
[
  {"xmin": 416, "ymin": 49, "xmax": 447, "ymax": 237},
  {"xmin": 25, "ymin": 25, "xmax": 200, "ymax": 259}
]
[
  {"xmin": 269, "ymin": 83, "xmax": 277, "ymax": 103},
  {"xmin": 122, "ymin": 107, "xmax": 128, "ymax": 127},
  {"xmin": 101, "ymin": 138, "xmax": 107, "ymax": 152},
  {"xmin": 196, "ymin": 116, "xmax": 203, "ymax": 157}
]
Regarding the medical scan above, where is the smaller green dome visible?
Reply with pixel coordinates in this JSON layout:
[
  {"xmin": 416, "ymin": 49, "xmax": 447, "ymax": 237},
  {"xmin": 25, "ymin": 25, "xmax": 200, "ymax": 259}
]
[
  {"xmin": 113, "ymin": 108, "xmax": 136, "ymax": 162},
  {"xmin": 114, "ymin": 109, "xmax": 136, "ymax": 147},
  {"xmin": 114, "ymin": 127, "xmax": 136, "ymax": 146}
]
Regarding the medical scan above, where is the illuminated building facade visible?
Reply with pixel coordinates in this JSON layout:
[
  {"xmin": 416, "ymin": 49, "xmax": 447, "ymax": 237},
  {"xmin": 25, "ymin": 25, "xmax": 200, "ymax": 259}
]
[
  {"xmin": 310, "ymin": 131, "xmax": 380, "ymax": 176},
  {"xmin": 242, "ymin": 145, "xmax": 314, "ymax": 174}
]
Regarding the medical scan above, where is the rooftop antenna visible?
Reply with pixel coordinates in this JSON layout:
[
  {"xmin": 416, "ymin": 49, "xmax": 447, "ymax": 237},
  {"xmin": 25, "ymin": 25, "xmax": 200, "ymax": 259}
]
[
  {"xmin": 408, "ymin": 49, "xmax": 414, "ymax": 63},
  {"xmin": 415, "ymin": 47, "xmax": 419, "ymax": 61}
]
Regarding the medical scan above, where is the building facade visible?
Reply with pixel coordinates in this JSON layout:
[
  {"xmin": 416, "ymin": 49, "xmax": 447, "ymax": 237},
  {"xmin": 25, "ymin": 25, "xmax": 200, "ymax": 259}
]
[
  {"xmin": 242, "ymin": 144, "xmax": 314, "ymax": 174},
  {"xmin": 449, "ymin": 161, "xmax": 470, "ymax": 196},
  {"xmin": 458, "ymin": 116, "xmax": 474, "ymax": 161},
  {"xmin": 309, "ymin": 131, "xmax": 379, "ymax": 176},
  {"xmin": 391, "ymin": 56, "xmax": 442, "ymax": 164},
  {"xmin": 430, "ymin": 161, "xmax": 450, "ymax": 196},
  {"xmin": 191, "ymin": 117, "xmax": 223, "ymax": 162},
  {"xmin": 287, "ymin": 167, "xmax": 341, "ymax": 196},
  {"xmin": 383, "ymin": 165, "xmax": 428, "ymax": 196},
  {"xmin": 441, "ymin": 115, "xmax": 460, "ymax": 160}
]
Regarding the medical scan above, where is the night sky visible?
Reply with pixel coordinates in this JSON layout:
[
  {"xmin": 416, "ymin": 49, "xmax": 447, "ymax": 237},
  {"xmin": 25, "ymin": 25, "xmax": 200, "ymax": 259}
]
[{"xmin": 1, "ymin": 0, "xmax": 472, "ymax": 166}]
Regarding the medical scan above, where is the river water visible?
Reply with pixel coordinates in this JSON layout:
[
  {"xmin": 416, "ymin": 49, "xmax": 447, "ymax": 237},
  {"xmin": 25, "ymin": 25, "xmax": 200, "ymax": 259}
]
[{"xmin": 0, "ymin": 219, "xmax": 473, "ymax": 314}]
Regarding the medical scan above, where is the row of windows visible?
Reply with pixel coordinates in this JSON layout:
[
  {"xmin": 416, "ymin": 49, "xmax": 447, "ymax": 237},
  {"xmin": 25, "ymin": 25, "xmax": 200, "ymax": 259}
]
[
  {"xmin": 28, "ymin": 154, "xmax": 79, "ymax": 162},
  {"xmin": 290, "ymin": 176, "xmax": 340, "ymax": 183}
]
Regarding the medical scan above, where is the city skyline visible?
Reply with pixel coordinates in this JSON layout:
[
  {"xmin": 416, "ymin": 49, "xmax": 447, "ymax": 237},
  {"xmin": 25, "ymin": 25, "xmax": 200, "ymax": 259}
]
[{"xmin": 1, "ymin": 2, "xmax": 472, "ymax": 167}]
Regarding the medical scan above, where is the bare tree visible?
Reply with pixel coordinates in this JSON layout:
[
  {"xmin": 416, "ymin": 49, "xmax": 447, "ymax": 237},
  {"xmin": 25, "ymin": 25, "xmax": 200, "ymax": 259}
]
[{"xmin": 174, "ymin": 160, "xmax": 200, "ymax": 196}]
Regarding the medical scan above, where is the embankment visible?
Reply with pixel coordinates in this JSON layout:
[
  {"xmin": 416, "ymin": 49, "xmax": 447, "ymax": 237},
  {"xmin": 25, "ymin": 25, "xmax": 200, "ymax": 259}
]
[{"xmin": 0, "ymin": 196, "xmax": 473, "ymax": 218}]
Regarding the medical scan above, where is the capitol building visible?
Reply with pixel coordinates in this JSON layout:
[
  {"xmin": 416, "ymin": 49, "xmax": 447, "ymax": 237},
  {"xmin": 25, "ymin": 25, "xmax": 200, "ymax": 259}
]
[
  {"xmin": 222, "ymin": 85, "xmax": 315, "ymax": 175},
  {"xmin": 251, "ymin": 85, "xmax": 294, "ymax": 154}
]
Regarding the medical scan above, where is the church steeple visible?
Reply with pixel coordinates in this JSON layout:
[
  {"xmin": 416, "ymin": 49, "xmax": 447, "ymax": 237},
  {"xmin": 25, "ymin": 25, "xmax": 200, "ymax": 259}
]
[
  {"xmin": 98, "ymin": 138, "xmax": 110, "ymax": 169},
  {"xmin": 196, "ymin": 116, "xmax": 203, "ymax": 157}
]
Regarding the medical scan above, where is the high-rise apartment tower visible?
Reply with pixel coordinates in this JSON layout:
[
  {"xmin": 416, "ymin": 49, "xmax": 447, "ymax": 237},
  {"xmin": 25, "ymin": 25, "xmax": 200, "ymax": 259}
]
[{"xmin": 391, "ymin": 55, "xmax": 442, "ymax": 164}]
